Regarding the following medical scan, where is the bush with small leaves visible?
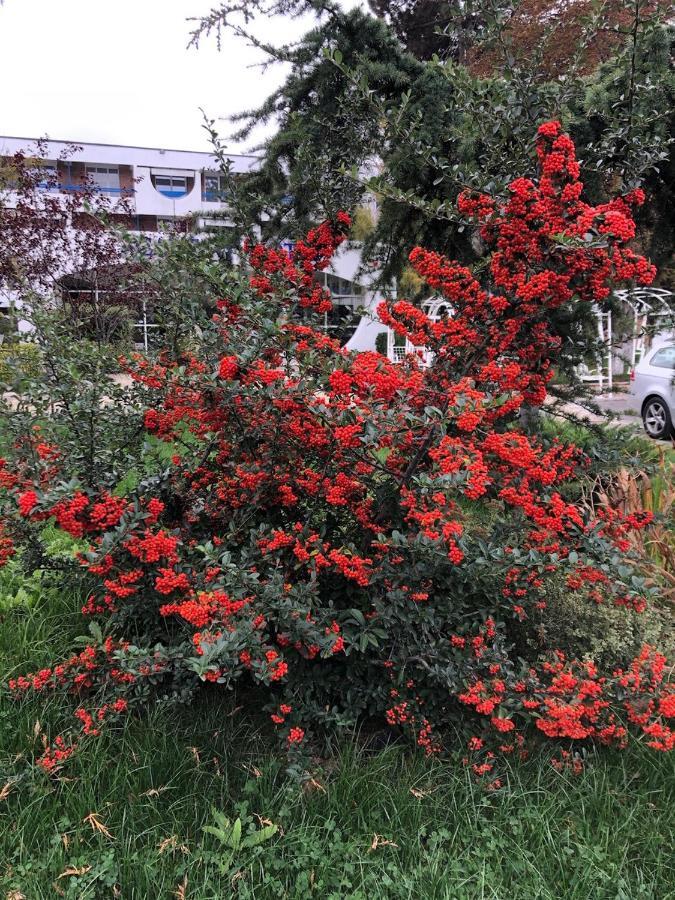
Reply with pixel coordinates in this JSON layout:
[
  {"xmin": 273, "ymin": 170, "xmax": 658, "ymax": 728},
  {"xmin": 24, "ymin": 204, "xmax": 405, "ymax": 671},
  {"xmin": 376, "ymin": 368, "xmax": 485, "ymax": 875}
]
[{"xmin": 2, "ymin": 124, "xmax": 673, "ymax": 780}]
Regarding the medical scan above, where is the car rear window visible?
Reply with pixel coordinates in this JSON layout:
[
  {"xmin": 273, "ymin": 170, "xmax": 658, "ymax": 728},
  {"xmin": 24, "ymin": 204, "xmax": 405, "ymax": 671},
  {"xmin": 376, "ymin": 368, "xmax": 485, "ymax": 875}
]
[{"xmin": 649, "ymin": 347, "xmax": 675, "ymax": 369}]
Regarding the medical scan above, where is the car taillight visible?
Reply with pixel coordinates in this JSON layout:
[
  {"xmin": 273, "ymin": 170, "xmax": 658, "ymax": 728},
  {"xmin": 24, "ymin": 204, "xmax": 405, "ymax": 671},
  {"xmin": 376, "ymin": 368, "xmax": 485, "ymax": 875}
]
[{"xmin": 629, "ymin": 368, "xmax": 635, "ymax": 382}]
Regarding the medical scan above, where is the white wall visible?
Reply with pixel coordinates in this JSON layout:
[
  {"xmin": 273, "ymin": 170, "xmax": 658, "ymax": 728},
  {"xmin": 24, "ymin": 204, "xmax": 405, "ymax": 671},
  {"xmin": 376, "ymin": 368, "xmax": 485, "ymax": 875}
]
[{"xmin": 329, "ymin": 244, "xmax": 387, "ymax": 353}]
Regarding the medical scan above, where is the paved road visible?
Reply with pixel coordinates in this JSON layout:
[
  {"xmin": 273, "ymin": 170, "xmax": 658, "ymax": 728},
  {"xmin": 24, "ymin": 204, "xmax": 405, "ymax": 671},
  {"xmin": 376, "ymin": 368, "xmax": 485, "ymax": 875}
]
[
  {"xmin": 595, "ymin": 391, "xmax": 640, "ymax": 418},
  {"xmin": 591, "ymin": 392, "xmax": 675, "ymax": 444},
  {"xmin": 552, "ymin": 386, "xmax": 645, "ymax": 433}
]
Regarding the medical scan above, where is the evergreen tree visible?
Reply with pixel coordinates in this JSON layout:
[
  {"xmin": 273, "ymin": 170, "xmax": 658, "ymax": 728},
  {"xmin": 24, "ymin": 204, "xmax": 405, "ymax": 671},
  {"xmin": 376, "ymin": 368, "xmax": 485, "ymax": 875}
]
[
  {"xmin": 368, "ymin": 0, "xmax": 475, "ymax": 60},
  {"xmin": 198, "ymin": 6, "xmax": 423, "ymax": 241},
  {"xmin": 193, "ymin": 1, "xmax": 673, "ymax": 282}
]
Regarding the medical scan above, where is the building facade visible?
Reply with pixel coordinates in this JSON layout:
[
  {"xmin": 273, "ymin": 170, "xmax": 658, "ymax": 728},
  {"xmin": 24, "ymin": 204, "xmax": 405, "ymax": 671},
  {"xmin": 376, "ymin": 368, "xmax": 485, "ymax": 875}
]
[
  {"xmin": 0, "ymin": 135, "xmax": 259, "ymax": 231},
  {"xmin": 0, "ymin": 135, "xmax": 386, "ymax": 352}
]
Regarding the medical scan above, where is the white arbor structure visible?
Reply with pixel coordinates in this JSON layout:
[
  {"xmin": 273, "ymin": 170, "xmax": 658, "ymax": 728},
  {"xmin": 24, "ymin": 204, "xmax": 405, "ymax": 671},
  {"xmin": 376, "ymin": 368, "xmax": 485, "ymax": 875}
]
[
  {"xmin": 566, "ymin": 288, "xmax": 675, "ymax": 391},
  {"xmin": 614, "ymin": 286, "xmax": 675, "ymax": 367},
  {"xmin": 386, "ymin": 297, "xmax": 452, "ymax": 365}
]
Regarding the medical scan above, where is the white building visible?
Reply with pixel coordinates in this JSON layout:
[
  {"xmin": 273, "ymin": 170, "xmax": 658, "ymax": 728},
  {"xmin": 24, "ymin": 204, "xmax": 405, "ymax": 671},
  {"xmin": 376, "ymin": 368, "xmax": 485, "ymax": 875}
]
[
  {"xmin": 0, "ymin": 134, "xmax": 259, "ymax": 230},
  {"xmin": 0, "ymin": 135, "xmax": 386, "ymax": 352}
]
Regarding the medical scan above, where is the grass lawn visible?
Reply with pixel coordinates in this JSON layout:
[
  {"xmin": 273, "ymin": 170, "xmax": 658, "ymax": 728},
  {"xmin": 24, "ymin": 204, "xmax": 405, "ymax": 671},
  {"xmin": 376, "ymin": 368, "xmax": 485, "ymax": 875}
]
[{"xmin": 1, "ymin": 591, "xmax": 674, "ymax": 899}]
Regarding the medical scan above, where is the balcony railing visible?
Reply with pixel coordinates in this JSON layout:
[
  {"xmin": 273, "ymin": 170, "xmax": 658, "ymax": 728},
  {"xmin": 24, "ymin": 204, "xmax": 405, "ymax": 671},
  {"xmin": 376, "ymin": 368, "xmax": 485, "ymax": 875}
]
[{"xmin": 38, "ymin": 183, "xmax": 135, "ymax": 195}]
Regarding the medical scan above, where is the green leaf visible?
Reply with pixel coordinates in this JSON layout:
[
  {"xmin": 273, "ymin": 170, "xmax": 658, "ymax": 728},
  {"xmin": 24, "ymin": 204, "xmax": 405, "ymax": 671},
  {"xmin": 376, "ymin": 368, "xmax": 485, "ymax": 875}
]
[
  {"xmin": 241, "ymin": 823, "xmax": 278, "ymax": 848},
  {"xmin": 349, "ymin": 608, "xmax": 366, "ymax": 626},
  {"xmin": 202, "ymin": 825, "xmax": 229, "ymax": 842},
  {"xmin": 229, "ymin": 817, "xmax": 242, "ymax": 851}
]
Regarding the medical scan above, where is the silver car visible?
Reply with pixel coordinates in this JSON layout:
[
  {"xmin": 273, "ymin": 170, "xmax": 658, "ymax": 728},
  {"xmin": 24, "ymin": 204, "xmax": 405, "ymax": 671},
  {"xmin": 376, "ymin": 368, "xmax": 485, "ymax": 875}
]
[{"xmin": 631, "ymin": 344, "xmax": 675, "ymax": 439}]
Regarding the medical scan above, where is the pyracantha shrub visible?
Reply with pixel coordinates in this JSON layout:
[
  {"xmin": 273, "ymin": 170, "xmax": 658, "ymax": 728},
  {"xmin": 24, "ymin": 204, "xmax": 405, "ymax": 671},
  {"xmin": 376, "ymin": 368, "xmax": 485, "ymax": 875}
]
[{"xmin": 2, "ymin": 123, "xmax": 674, "ymax": 777}]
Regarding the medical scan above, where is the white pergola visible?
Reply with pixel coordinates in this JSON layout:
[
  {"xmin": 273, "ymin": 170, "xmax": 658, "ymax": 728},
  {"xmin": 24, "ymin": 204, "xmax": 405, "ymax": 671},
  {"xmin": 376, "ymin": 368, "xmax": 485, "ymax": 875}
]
[
  {"xmin": 385, "ymin": 288, "xmax": 674, "ymax": 394},
  {"xmin": 577, "ymin": 287, "xmax": 674, "ymax": 391},
  {"xmin": 386, "ymin": 297, "xmax": 452, "ymax": 366},
  {"xmin": 574, "ymin": 307, "xmax": 614, "ymax": 391},
  {"xmin": 614, "ymin": 286, "xmax": 674, "ymax": 368}
]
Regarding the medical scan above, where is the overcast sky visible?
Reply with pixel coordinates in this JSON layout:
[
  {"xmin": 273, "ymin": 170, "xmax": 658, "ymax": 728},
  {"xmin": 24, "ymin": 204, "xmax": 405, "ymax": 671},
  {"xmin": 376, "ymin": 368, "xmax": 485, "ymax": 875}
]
[{"xmin": 0, "ymin": 0, "xmax": 363, "ymax": 153}]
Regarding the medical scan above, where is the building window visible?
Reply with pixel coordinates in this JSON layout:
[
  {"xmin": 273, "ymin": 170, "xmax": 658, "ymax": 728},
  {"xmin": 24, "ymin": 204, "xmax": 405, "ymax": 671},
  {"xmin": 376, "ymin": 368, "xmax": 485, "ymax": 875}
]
[
  {"xmin": 154, "ymin": 175, "xmax": 188, "ymax": 198},
  {"xmin": 322, "ymin": 273, "xmax": 363, "ymax": 297},
  {"xmin": 293, "ymin": 273, "xmax": 365, "ymax": 346},
  {"xmin": 203, "ymin": 174, "xmax": 230, "ymax": 202},
  {"xmin": 85, "ymin": 165, "xmax": 120, "ymax": 192}
]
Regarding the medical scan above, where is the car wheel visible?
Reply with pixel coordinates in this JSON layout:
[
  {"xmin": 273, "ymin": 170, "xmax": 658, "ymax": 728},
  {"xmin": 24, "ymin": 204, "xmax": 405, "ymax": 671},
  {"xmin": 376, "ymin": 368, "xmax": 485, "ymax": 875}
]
[{"xmin": 642, "ymin": 397, "xmax": 673, "ymax": 440}]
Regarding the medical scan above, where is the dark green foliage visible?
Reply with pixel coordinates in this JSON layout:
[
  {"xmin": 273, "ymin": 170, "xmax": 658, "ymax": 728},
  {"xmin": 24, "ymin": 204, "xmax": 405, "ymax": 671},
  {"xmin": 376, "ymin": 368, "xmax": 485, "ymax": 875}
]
[
  {"xmin": 227, "ymin": 8, "xmax": 422, "ymax": 241},
  {"xmin": 573, "ymin": 17, "xmax": 675, "ymax": 271},
  {"xmin": 368, "ymin": 0, "xmax": 491, "ymax": 61},
  {"xmin": 199, "ymin": 3, "xmax": 673, "ymax": 280},
  {"xmin": 374, "ymin": 330, "xmax": 388, "ymax": 354}
]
